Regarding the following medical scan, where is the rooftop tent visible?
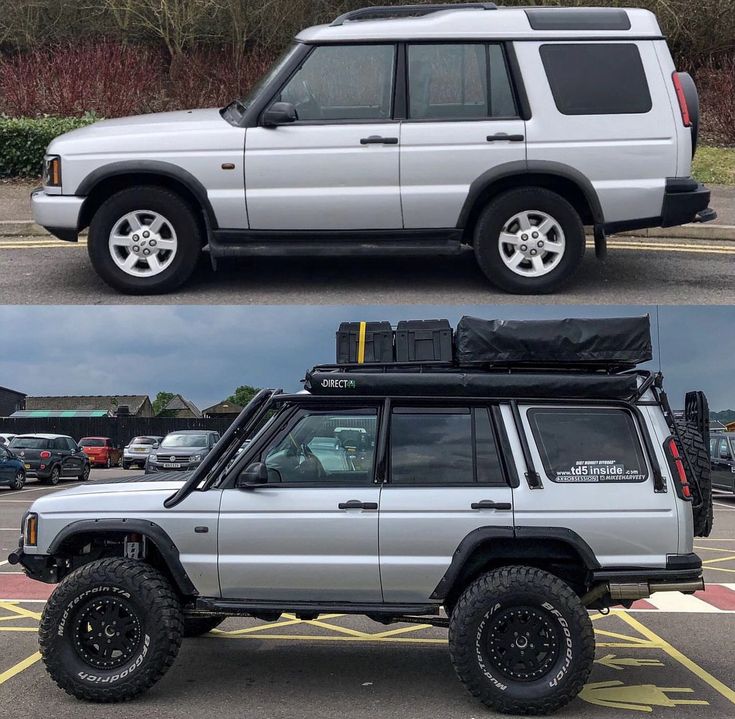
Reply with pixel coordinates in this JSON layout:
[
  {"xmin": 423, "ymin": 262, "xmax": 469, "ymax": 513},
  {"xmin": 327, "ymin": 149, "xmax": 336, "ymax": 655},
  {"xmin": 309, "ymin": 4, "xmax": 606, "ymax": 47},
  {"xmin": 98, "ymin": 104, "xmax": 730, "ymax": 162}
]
[{"xmin": 454, "ymin": 316, "xmax": 652, "ymax": 369}]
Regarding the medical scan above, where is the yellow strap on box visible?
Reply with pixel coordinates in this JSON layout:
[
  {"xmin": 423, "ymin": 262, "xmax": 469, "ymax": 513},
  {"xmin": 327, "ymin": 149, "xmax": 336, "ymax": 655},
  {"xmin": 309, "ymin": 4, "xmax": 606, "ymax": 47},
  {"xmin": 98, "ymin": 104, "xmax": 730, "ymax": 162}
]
[{"xmin": 357, "ymin": 321, "xmax": 367, "ymax": 365}]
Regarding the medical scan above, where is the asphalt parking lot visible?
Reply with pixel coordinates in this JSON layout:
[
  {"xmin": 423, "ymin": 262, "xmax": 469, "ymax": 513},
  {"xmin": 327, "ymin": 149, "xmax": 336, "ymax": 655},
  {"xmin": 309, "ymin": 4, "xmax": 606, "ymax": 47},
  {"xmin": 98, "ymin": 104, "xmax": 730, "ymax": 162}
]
[
  {"xmin": 2, "ymin": 236, "xmax": 735, "ymax": 305},
  {"xmin": 1, "ymin": 473, "xmax": 735, "ymax": 718}
]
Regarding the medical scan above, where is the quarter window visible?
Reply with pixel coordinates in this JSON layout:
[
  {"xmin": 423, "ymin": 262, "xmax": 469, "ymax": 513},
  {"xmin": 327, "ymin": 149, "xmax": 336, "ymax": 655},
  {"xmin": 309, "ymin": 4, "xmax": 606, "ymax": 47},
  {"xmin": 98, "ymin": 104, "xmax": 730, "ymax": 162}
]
[
  {"xmin": 529, "ymin": 408, "xmax": 648, "ymax": 483},
  {"xmin": 263, "ymin": 410, "xmax": 377, "ymax": 485},
  {"xmin": 390, "ymin": 407, "xmax": 505, "ymax": 485},
  {"xmin": 276, "ymin": 44, "xmax": 395, "ymax": 122},
  {"xmin": 407, "ymin": 43, "xmax": 517, "ymax": 120},
  {"xmin": 540, "ymin": 43, "xmax": 652, "ymax": 115}
]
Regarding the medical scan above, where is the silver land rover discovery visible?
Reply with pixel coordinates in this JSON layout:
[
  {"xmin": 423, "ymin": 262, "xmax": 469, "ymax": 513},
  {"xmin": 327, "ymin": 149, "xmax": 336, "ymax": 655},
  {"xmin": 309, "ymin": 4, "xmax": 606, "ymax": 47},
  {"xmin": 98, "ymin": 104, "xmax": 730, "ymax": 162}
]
[{"xmin": 31, "ymin": 4, "xmax": 716, "ymax": 295}]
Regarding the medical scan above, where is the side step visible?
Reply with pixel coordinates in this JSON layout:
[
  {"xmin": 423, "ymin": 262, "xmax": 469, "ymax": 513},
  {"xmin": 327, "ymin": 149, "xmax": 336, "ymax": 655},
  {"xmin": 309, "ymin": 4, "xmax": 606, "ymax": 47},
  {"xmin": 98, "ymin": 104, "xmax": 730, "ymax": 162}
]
[{"xmin": 195, "ymin": 597, "xmax": 441, "ymax": 617}]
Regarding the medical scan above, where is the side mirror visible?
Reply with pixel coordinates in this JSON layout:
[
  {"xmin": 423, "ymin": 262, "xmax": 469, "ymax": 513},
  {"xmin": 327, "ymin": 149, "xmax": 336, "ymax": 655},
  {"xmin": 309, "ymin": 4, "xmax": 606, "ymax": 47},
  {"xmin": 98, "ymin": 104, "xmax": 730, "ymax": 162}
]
[
  {"xmin": 237, "ymin": 462, "xmax": 269, "ymax": 489},
  {"xmin": 262, "ymin": 101, "xmax": 297, "ymax": 128},
  {"xmin": 152, "ymin": 442, "xmax": 160, "ymax": 449}
]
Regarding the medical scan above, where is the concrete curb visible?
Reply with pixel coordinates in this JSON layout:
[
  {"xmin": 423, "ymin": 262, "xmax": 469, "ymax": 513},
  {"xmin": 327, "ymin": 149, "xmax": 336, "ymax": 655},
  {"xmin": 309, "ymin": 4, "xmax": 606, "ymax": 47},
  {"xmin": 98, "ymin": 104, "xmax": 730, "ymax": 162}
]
[{"xmin": 2, "ymin": 219, "xmax": 735, "ymax": 242}]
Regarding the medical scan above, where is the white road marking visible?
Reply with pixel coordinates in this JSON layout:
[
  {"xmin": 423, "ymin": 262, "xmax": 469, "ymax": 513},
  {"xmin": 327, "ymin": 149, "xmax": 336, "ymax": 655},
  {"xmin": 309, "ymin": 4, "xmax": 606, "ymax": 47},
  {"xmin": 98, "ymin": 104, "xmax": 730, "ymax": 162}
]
[{"xmin": 645, "ymin": 591, "xmax": 720, "ymax": 613}]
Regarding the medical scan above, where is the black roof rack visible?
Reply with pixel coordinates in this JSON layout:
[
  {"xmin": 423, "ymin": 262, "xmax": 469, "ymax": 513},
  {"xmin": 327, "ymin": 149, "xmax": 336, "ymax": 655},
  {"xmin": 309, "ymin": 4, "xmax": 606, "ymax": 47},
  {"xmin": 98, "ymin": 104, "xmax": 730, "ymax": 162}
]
[{"xmin": 331, "ymin": 3, "xmax": 497, "ymax": 27}]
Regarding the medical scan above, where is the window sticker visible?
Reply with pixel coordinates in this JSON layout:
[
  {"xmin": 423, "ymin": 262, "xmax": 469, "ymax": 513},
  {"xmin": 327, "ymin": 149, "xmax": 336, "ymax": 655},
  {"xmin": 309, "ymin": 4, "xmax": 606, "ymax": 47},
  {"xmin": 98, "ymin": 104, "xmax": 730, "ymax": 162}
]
[{"xmin": 553, "ymin": 459, "xmax": 647, "ymax": 484}]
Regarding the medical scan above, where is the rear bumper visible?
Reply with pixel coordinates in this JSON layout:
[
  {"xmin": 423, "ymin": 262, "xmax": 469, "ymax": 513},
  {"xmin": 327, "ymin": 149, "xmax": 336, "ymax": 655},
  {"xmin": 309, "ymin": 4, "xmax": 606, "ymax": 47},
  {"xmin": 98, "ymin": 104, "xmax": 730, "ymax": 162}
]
[{"xmin": 30, "ymin": 187, "xmax": 83, "ymax": 242}]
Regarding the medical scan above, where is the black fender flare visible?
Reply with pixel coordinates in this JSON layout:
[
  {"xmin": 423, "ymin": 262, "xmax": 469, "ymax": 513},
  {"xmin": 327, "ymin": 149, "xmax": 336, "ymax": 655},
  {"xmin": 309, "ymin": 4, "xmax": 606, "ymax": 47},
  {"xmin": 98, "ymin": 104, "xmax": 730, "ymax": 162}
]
[
  {"xmin": 48, "ymin": 518, "xmax": 198, "ymax": 596},
  {"xmin": 430, "ymin": 526, "xmax": 600, "ymax": 600},
  {"xmin": 75, "ymin": 160, "xmax": 219, "ymax": 229},
  {"xmin": 456, "ymin": 160, "xmax": 605, "ymax": 229}
]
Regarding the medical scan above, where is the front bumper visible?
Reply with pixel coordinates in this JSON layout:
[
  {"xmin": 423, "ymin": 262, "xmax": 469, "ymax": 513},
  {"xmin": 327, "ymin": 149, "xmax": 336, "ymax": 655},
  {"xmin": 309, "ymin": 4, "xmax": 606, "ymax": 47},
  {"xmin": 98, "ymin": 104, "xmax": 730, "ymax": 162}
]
[
  {"xmin": 124, "ymin": 451, "xmax": 152, "ymax": 463},
  {"xmin": 8, "ymin": 547, "xmax": 59, "ymax": 584},
  {"xmin": 147, "ymin": 461, "xmax": 202, "ymax": 473},
  {"xmin": 30, "ymin": 187, "xmax": 84, "ymax": 242}
]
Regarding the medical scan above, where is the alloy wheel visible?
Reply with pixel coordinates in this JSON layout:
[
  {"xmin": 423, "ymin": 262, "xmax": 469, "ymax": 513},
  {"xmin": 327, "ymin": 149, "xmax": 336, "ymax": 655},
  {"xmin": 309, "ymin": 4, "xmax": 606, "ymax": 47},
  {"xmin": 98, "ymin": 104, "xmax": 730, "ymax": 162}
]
[
  {"xmin": 108, "ymin": 210, "xmax": 178, "ymax": 278},
  {"xmin": 498, "ymin": 210, "xmax": 566, "ymax": 278}
]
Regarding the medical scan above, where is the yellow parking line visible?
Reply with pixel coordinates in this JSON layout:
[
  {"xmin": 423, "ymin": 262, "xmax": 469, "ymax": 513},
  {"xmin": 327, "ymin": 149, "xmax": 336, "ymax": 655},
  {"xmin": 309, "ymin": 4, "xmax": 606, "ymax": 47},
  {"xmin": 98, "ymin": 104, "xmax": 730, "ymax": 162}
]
[
  {"xmin": 695, "ymin": 546, "xmax": 735, "ymax": 554},
  {"xmin": 210, "ymin": 632, "xmax": 448, "ymax": 645},
  {"xmin": 215, "ymin": 613, "xmax": 346, "ymax": 636},
  {"xmin": 0, "ymin": 602, "xmax": 42, "ymax": 621},
  {"xmin": 592, "ymin": 628, "xmax": 654, "ymax": 645},
  {"xmin": 702, "ymin": 565, "xmax": 735, "ymax": 574},
  {"xmin": 370, "ymin": 624, "xmax": 433, "ymax": 639},
  {"xmin": 618, "ymin": 611, "xmax": 735, "ymax": 706},
  {"xmin": 0, "ymin": 627, "xmax": 39, "ymax": 632},
  {"xmin": 0, "ymin": 651, "xmax": 41, "ymax": 685},
  {"xmin": 303, "ymin": 619, "xmax": 373, "ymax": 638},
  {"xmin": 703, "ymin": 555, "xmax": 735, "ymax": 565}
]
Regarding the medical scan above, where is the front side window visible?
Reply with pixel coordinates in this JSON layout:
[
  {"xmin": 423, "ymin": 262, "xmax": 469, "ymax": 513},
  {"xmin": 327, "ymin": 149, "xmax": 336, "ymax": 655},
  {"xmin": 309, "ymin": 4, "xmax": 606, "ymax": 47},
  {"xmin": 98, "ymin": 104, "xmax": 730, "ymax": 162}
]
[
  {"xmin": 264, "ymin": 410, "xmax": 377, "ymax": 484},
  {"xmin": 390, "ymin": 407, "xmax": 505, "ymax": 485},
  {"xmin": 529, "ymin": 407, "xmax": 648, "ymax": 483},
  {"xmin": 276, "ymin": 44, "xmax": 396, "ymax": 122},
  {"xmin": 407, "ymin": 43, "xmax": 517, "ymax": 120},
  {"xmin": 540, "ymin": 43, "xmax": 652, "ymax": 115}
]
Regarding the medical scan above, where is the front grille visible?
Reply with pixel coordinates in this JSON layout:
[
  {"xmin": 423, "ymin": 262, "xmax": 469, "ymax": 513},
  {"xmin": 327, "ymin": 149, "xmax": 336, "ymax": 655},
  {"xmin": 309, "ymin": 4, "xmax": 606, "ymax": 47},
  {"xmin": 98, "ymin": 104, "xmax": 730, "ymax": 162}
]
[{"xmin": 156, "ymin": 455, "xmax": 194, "ymax": 463}]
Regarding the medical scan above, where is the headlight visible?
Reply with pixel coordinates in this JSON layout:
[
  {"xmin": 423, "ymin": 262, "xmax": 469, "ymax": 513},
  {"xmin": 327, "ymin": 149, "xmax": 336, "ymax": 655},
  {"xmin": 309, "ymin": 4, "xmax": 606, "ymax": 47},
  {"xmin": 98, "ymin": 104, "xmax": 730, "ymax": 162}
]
[
  {"xmin": 43, "ymin": 156, "xmax": 62, "ymax": 188},
  {"xmin": 191, "ymin": 455, "xmax": 202, "ymax": 463},
  {"xmin": 24, "ymin": 513, "xmax": 38, "ymax": 546},
  {"xmin": 149, "ymin": 454, "xmax": 157, "ymax": 462}
]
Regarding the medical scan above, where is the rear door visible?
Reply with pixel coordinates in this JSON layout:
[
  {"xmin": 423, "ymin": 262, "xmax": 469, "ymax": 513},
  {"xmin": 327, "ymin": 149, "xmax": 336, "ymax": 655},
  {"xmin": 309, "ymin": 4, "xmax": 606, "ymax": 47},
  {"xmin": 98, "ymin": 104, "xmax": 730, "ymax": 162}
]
[
  {"xmin": 400, "ymin": 43, "xmax": 526, "ymax": 228},
  {"xmin": 218, "ymin": 406, "xmax": 383, "ymax": 601},
  {"xmin": 0, "ymin": 447, "xmax": 12, "ymax": 483},
  {"xmin": 510, "ymin": 404, "xmax": 675, "ymax": 568},
  {"xmin": 59, "ymin": 437, "xmax": 85, "ymax": 477},
  {"xmin": 379, "ymin": 405, "xmax": 515, "ymax": 603}
]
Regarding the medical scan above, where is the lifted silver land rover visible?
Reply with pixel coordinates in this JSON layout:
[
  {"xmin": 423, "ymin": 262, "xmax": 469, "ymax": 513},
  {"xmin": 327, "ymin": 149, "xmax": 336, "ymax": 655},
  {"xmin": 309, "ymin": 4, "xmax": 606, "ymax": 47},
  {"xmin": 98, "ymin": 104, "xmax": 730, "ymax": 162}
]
[
  {"xmin": 10, "ymin": 316, "xmax": 713, "ymax": 714},
  {"xmin": 31, "ymin": 4, "xmax": 715, "ymax": 296}
]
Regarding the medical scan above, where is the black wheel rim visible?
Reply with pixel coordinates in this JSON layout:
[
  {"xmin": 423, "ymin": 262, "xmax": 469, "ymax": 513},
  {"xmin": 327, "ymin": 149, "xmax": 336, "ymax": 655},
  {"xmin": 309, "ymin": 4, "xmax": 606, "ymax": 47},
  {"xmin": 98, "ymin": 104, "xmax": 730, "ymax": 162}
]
[
  {"xmin": 71, "ymin": 595, "xmax": 143, "ymax": 670},
  {"xmin": 481, "ymin": 606, "xmax": 560, "ymax": 682}
]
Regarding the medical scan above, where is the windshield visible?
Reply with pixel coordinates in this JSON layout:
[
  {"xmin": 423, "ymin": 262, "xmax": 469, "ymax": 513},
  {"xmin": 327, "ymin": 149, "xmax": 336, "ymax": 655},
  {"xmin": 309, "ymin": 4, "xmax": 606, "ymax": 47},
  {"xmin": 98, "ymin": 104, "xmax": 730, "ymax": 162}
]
[
  {"xmin": 131, "ymin": 437, "xmax": 157, "ymax": 445},
  {"xmin": 10, "ymin": 437, "xmax": 49, "ymax": 449},
  {"xmin": 80, "ymin": 438, "xmax": 105, "ymax": 447},
  {"xmin": 161, "ymin": 434, "xmax": 208, "ymax": 448}
]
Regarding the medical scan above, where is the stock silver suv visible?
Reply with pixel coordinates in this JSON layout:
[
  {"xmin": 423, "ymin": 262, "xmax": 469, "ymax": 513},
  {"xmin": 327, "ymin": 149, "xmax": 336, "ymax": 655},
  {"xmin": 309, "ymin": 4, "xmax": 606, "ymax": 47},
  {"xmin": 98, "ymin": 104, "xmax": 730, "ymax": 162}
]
[
  {"xmin": 31, "ymin": 4, "xmax": 715, "ymax": 296},
  {"xmin": 9, "ymin": 317, "xmax": 714, "ymax": 714}
]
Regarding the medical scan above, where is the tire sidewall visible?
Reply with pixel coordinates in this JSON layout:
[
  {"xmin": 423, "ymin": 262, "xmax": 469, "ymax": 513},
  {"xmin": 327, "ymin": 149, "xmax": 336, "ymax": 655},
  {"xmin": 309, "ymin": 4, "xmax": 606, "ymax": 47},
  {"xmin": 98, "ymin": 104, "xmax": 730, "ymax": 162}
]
[
  {"xmin": 49, "ymin": 466, "xmax": 60, "ymax": 485},
  {"xmin": 474, "ymin": 188, "xmax": 585, "ymax": 294},
  {"xmin": 88, "ymin": 187, "xmax": 202, "ymax": 295}
]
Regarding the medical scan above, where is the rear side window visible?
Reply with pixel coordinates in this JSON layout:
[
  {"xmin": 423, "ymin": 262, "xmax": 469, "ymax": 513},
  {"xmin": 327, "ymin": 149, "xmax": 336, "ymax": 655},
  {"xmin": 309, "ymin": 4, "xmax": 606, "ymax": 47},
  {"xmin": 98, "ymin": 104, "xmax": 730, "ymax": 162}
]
[
  {"xmin": 390, "ymin": 407, "xmax": 505, "ymax": 485},
  {"xmin": 540, "ymin": 44, "xmax": 652, "ymax": 115},
  {"xmin": 528, "ymin": 408, "xmax": 648, "ymax": 483}
]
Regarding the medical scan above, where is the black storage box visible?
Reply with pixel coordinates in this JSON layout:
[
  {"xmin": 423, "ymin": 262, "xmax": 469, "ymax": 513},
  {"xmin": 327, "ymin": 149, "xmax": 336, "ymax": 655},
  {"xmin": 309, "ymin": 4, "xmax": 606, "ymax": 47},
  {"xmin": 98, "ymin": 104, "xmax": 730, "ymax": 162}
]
[
  {"xmin": 396, "ymin": 319, "xmax": 453, "ymax": 363},
  {"xmin": 455, "ymin": 316, "xmax": 652, "ymax": 368},
  {"xmin": 336, "ymin": 322, "xmax": 394, "ymax": 365}
]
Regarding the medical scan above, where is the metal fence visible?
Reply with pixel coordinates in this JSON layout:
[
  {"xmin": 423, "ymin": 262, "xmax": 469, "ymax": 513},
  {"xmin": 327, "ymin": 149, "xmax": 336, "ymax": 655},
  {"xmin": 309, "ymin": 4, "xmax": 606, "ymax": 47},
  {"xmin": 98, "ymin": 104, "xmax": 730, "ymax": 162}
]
[{"xmin": 0, "ymin": 416, "xmax": 234, "ymax": 447}]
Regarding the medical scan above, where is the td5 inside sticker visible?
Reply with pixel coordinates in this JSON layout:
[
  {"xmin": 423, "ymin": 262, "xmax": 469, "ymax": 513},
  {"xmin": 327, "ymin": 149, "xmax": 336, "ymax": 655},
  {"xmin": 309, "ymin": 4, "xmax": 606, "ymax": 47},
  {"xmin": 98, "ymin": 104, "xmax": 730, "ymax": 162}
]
[{"xmin": 554, "ymin": 459, "xmax": 646, "ymax": 483}]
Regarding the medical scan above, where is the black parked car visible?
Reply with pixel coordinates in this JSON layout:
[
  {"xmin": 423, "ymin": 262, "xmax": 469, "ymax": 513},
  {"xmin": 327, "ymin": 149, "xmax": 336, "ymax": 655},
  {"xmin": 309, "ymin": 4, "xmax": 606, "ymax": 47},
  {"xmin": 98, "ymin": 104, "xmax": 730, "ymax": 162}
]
[
  {"xmin": 711, "ymin": 432, "xmax": 735, "ymax": 493},
  {"xmin": 9, "ymin": 434, "xmax": 90, "ymax": 485},
  {"xmin": 0, "ymin": 445, "xmax": 25, "ymax": 490}
]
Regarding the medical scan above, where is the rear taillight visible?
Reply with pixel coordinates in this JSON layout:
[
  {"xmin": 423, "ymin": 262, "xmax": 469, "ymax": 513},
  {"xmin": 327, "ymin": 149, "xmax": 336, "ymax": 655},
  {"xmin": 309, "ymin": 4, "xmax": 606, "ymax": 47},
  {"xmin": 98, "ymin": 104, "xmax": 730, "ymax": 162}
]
[
  {"xmin": 672, "ymin": 72, "xmax": 692, "ymax": 128},
  {"xmin": 39, "ymin": 451, "xmax": 51, "ymax": 459},
  {"xmin": 665, "ymin": 437, "xmax": 692, "ymax": 499}
]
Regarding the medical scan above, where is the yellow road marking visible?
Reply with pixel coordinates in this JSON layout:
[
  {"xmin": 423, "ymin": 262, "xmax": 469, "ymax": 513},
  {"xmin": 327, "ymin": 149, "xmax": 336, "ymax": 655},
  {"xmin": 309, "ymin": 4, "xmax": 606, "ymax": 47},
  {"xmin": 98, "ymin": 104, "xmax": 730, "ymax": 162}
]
[
  {"xmin": 618, "ymin": 611, "xmax": 735, "ymax": 706},
  {"xmin": 593, "ymin": 628, "xmax": 654, "ymax": 646},
  {"xmin": 0, "ymin": 627, "xmax": 39, "ymax": 632},
  {"xmin": 695, "ymin": 545, "xmax": 735, "ymax": 554},
  {"xmin": 370, "ymin": 624, "xmax": 433, "ymax": 639},
  {"xmin": 0, "ymin": 652, "xmax": 41, "ymax": 685},
  {"xmin": 0, "ymin": 602, "xmax": 42, "ymax": 621},
  {"xmin": 209, "ymin": 632, "xmax": 448, "ymax": 645},
  {"xmin": 702, "ymin": 555, "xmax": 735, "ymax": 565},
  {"xmin": 701, "ymin": 565, "xmax": 735, "ymax": 574},
  {"xmin": 214, "ymin": 613, "xmax": 345, "ymax": 636}
]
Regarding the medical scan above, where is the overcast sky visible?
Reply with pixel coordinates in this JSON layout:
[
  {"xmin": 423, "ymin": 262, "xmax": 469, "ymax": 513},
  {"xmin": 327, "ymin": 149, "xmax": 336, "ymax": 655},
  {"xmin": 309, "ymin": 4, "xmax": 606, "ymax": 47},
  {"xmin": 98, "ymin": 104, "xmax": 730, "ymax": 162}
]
[{"xmin": 0, "ymin": 305, "xmax": 731, "ymax": 410}]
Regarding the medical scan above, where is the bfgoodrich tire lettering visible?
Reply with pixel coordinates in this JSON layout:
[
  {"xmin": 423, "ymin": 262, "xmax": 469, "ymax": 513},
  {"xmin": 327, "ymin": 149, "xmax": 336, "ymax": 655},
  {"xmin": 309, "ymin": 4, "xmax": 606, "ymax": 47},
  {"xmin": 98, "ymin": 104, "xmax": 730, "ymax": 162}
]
[
  {"xmin": 474, "ymin": 188, "xmax": 585, "ymax": 294},
  {"xmin": 39, "ymin": 558, "xmax": 183, "ymax": 702},
  {"xmin": 448, "ymin": 566, "xmax": 594, "ymax": 715},
  {"xmin": 88, "ymin": 186, "xmax": 203, "ymax": 295}
]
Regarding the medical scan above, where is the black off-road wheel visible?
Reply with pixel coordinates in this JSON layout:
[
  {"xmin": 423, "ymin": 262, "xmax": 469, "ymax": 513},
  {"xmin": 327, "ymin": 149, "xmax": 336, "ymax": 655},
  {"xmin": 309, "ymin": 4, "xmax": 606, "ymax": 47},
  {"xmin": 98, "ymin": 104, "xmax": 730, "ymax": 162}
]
[
  {"xmin": 674, "ymin": 418, "xmax": 713, "ymax": 537},
  {"xmin": 449, "ymin": 566, "xmax": 594, "ymax": 715},
  {"xmin": 474, "ymin": 188, "xmax": 586, "ymax": 294},
  {"xmin": 39, "ymin": 558, "xmax": 184, "ymax": 703},
  {"xmin": 88, "ymin": 186, "xmax": 204, "ymax": 295},
  {"xmin": 183, "ymin": 615, "xmax": 226, "ymax": 638}
]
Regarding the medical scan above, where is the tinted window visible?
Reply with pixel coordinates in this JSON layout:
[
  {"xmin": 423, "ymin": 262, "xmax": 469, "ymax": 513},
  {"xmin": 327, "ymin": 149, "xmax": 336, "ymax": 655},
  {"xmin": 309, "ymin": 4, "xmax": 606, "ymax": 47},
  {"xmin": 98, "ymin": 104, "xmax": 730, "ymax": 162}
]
[
  {"xmin": 131, "ymin": 437, "xmax": 157, "ymax": 445},
  {"xmin": 408, "ymin": 43, "xmax": 516, "ymax": 120},
  {"xmin": 529, "ymin": 408, "xmax": 648, "ymax": 483},
  {"xmin": 277, "ymin": 44, "xmax": 395, "ymax": 121},
  {"xmin": 474, "ymin": 408, "xmax": 505, "ymax": 485},
  {"xmin": 540, "ymin": 44, "xmax": 652, "ymax": 115},
  {"xmin": 80, "ymin": 438, "xmax": 105, "ymax": 447},
  {"xmin": 0, "ymin": 448, "xmax": 8, "ymax": 460},
  {"xmin": 9, "ymin": 437, "xmax": 49, "ymax": 450},
  {"xmin": 264, "ymin": 410, "xmax": 377, "ymax": 485},
  {"xmin": 720, "ymin": 438, "xmax": 732, "ymax": 460},
  {"xmin": 53, "ymin": 438, "xmax": 68, "ymax": 451}
]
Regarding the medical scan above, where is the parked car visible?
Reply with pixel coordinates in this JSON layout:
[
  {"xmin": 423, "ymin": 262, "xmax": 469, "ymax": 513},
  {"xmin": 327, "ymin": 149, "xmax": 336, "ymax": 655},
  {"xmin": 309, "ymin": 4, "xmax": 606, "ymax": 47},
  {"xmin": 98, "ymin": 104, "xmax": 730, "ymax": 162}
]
[
  {"xmin": 710, "ymin": 432, "xmax": 735, "ymax": 493},
  {"xmin": 10, "ymin": 316, "xmax": 712, "ymax": 713},
  {"xmin": 0, "ymin": 445, "xmax": 25, "ymax": 490},
  {"xmin": 31, "ymin": 4, "xmax": 715, "ymax": 296},
  {"xmin": 123, "ymin": 435, "xmax": 163, "ymax": 469},
  {"xmin": 145, "ymin": 430, "xmax": 220, "ymax": 473},
  {"xmin": 0, "ymin": 433, "xmax": 17, "ymax": 446},
  {"xmin": 8, "ymin": 434, "xmax": 90, "ymax": 485},
  {"xmin": 79, "ymin": 437, "xmax": 122, "ymax": 468}
]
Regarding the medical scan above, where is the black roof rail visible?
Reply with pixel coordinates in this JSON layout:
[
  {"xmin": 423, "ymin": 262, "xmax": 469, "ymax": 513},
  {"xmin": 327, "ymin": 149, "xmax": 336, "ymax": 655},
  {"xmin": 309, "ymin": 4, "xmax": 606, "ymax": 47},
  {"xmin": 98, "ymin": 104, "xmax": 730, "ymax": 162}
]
[{"xmin": 331, "ymin": 3, "xmax": 497, "ymax": 27}]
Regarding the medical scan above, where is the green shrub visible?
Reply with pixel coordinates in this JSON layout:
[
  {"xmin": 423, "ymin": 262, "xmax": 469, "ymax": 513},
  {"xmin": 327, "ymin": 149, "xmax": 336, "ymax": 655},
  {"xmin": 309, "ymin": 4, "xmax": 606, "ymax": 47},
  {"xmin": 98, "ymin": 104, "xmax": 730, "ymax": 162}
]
[{"xmin": 0, "ymin": 114, "xmax": 98, "ymax": 178}]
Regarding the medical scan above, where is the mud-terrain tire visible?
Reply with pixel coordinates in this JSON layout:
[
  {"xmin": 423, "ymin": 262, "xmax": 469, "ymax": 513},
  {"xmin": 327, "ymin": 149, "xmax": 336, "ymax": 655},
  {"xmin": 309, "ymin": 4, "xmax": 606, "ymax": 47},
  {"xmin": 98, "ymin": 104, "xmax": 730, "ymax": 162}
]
[
  {"xmin": 474, "ymin": 188, "xmax": 585, "ymax": 295},
  {"xmin": 88, "ymin": 186, "xmax": 204, "ymax": 295},
  {"xmin": 448, "ymin": 566, "xmax": 594, "ymax": 715},
  {"xmin": 39, "ymin": 558, "xmax": 184, "ymax": 702},
  {"xmin": 674, "ymin": 418, "xmax": 713, "ymax": 537},
  {"xmin": 183, "ymin": 615, "xmax": 226, "ymax": 637}
]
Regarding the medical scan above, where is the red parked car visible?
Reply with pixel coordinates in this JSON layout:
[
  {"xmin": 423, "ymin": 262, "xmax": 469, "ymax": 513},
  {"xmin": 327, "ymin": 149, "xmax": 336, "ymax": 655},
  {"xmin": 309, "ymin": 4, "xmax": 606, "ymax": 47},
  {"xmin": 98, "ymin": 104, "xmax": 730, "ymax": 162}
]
[{"xmin": 78, "ymin": 437, "xmax": 122, "ymax": 468}]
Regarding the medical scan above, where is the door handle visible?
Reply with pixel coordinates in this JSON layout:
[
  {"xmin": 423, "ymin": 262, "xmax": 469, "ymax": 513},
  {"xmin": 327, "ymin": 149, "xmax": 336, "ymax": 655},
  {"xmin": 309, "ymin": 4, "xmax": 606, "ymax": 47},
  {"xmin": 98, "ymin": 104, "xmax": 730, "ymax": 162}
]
[
  {"xmin": 471, "ymin": 500, "xmax": 512, "ymax": 511},
  {"xmin": 486, "ymin": 134, "xmax": 525, "ymax": 143},
  {"xmin": 338, "ymin": 500, "xmax": 378, "ymax": 510},
  {"xmin": 360, "ymin": 136, "xmax": 399, "ymax": 145}
]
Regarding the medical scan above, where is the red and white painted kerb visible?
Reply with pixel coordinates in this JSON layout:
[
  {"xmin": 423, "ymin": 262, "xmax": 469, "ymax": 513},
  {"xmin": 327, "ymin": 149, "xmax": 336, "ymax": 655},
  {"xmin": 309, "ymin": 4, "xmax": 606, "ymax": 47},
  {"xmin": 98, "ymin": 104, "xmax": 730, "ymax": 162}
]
[{"xmin": 3, "ymin": 573, "xmax": 735, "ymax": 611}]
